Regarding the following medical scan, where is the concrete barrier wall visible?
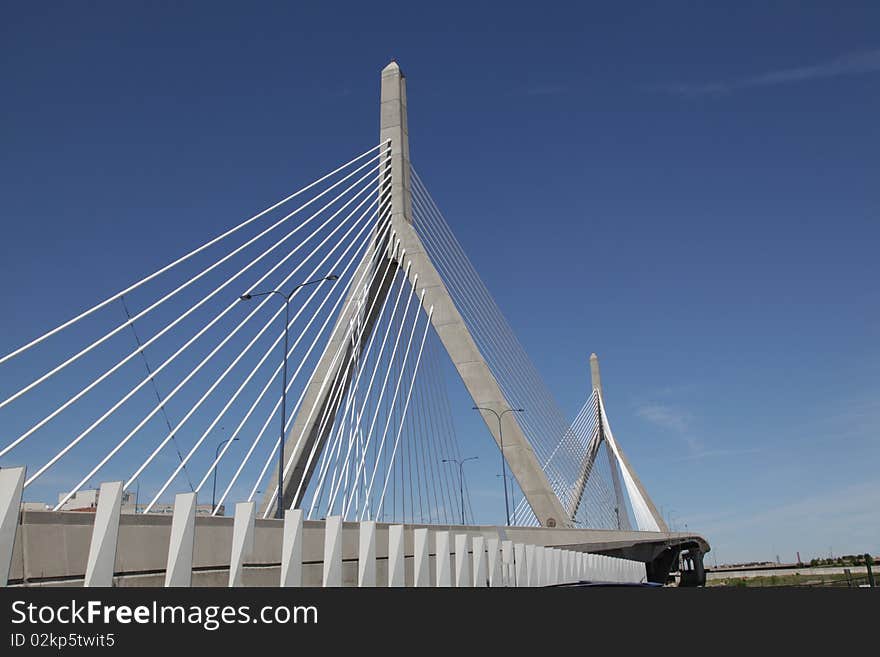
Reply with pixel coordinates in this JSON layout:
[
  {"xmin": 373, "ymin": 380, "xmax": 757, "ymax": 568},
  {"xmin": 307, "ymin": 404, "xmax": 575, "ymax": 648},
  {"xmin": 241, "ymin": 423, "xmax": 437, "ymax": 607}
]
[{"xmin": 7, "ymin": 511, "xmax": 700, "ymax": 587}]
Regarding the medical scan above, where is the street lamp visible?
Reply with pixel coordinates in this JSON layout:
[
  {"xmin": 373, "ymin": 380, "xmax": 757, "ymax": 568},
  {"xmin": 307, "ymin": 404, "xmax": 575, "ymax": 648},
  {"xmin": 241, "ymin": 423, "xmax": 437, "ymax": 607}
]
[
  {"xmin": 442, "ymin": 456, "xmax": 478, "ymax": 525},
  {"xmin": 239, "ymin": 273, "xmax": 338, "ymax": 519},
  {"xmin": 472, "ymin": 406, "xmax": 523, "ymax": 526},
  {"xmin": 211, "ymin": 436, "xmax": 238, "ymax": 514}
]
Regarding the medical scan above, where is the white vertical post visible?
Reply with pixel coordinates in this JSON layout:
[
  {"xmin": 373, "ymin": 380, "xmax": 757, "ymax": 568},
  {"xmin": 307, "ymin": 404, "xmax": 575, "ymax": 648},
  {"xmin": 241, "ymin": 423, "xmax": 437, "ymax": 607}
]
[
  {"xmin": 526, "ymin": 545, "xmax": 539, "ymax": 587},
  {"xmin": 542, "ymin": 547, "xmax": 553, "ymax": 586},
  {"xmin": 323, "ymin": 515, "xmax": 343, "ymax": 587},
  {"xmin": 502, "ymin": 539, "xmax": 514, "ymax": 587},
  {"xmin": 228, "ymin": 501, "xmax": 255, "ymax": 587},
  {"xmin": 435, "ymin": 531, "xmax": 451, "ymax": 587},
  {"xmin": 487, "ymin": 537, "xmax": 502, "ymax": 587},
  {"xmin": 472, "ymin": 536, "xmax": 487, "ymax": 587},
  {"xmin": 280, "ymin": 509, "xmax": 303, "ymax": 587},
  {"xmin": 454, "ymin": 534, "xmax": 471, "ymax": 587},
  {"xmin": 388, "ymin": 524, "xmax": 405, "ymax": 587},
  {"xmin": 553, "ymin": 548, "xmax": 562, "ymax": 585},
  {"xmin": 84, "ymin": 481, "xmax": 123, "ymax": 587},
  {"xmin": 0, "ymin": 466, "xmax": 25, "ymax": 588},
  {"xmin": 358, "ymin": 521, "xmax": 376, "ymax": 587},
  {"xmin": 514, "ymin": 543, "xmax": 527, "ymax": 587},
  {"xmin": 164, "ymin": 492, "xmax": 196, "ymax": 587},
  {"xmin": 413, "ymin": 528, "xmax": 430, "ymax": 587}
]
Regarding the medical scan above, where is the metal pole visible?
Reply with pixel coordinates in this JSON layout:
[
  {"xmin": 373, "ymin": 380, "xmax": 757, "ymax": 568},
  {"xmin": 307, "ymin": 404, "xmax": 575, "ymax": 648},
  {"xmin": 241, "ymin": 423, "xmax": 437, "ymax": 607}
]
[
  {"xmin": 496, "ymin": 414, "xmax": 509, "ymax": 526},
  {"xmin": 459, "ymin": 461, "xmax": 465, "ymax": 525},
  {"xmin": 473, "ymin": 407, "xmax": 521, "ymax": 526},
  {"xmin": 278, "ymin": 298, "xmax": 290, "ymax": 520},
  {"xmin": 239, "ymin": 274, "xmax": 337, "ymax": 519}
]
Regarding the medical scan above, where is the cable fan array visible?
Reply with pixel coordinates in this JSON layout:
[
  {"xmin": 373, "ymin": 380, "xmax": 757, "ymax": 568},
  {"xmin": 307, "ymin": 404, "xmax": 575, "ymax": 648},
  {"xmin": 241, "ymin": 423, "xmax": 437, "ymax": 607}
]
[
  {"xmin": 0, "ymin": 144, "xmax": 627, "ymax": 530},
  {"xmin": 410, "ymin": 168, "xmax": 623, "ymax": 530},
  {"xmin": 0, "ymin": 142, "xmax": 469, "ymax": 523}
]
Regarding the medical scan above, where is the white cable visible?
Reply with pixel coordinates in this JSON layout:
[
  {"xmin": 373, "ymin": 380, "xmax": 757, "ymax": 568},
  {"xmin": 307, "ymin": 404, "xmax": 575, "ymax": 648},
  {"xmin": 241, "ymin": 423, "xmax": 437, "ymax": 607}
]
[
  {"xmin": 0, "ymin": 154, "xmax": 385, "ymax": 411},
  {"xmin": 144, "ymin": 192, "xmax": 384, "ymax": 509},
  {"xmin": 236, "ymin": 222, "xmax": 397, "ymax": 511},
  {"xmin": 373, "ymin": 303, "xmax": 433, "ymax": 519},
  {"xmin": 325, "ymin": 263, "xmax": 412, "ymax": 514},
  {"xmin": 337, "ymin": 273, "xmax": 419, "ymax": 519},
  {"xmin": 308, "ymin": 253, "xmax": 401, "ymax": 518},
  {"xmin": 0, "ymin": 142, "xmax": 386, "ymax": 366},
  {"xmin": 261, "ymin": 258, "xmax": 414, "ymax": 519},
  {"xmin": 49, "ymin": 185, "xmax": 382, "ymax": 506},
  {"xmin": 359, "ymin": 290, "xmax": 427, "ymax": 520},
  {"xmin": 224, "ymin": 219, "xmax": 394, "ymax": 513},
  {"xmin": 411, "ymin": 173, "xmax": 619, "ymax": 527},
  {"xmin": 214, "ymin": 220, "xmax": 395, "ymax": 513},
  {"xmin": 193, "ymin": 200, "xmax": 389, "ymax": 493},
  {"xmin": 1, "ymin": 164, "xmax": 382, "ymax": 462},
  {"xmin": 126, "ymin": 187, "xmax": 383, "ymax": 494}
]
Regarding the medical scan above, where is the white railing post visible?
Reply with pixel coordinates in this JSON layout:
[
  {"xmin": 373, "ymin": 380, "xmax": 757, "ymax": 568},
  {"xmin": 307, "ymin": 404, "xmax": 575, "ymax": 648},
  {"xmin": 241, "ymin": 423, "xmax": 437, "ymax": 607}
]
[
  {"xmin": 487, "ymin": 537, "xmax": 501, "ymax": 587},
  {"xmin": 323, "ymin": 515, "xmax": 343, "ymax": 587},
  {"xmin": 514, "ymin": 543, "xmax": 527, "ymax": 587},
  {"xmin": 435, "ymin": 530, "xmax": 451, "ymax": 587},
  {"xmin": 454, "ymin": 534, "xmax": 471, "ymax": 587},
  {"xmin": 358, "ymin": 521, "xmax": 376, "ymax": 587},
  {"xmin": 280, "ymin": 509, "xmax": 303, "ymax": 587},
  {"xmin": 388, "ymin": 524, "xmax": 405, "ymax": 587},
  {"xmin": 0, "ymin": 466, "xmax": 25, "ymax": 587},
  {"xmin": 472, "ymin": 536, "xmax": 487, "ymax": 587},
  {"xmin": 502, "ymin": 540, "xmax": 514, "ymax": 586},
  {"xmin": 165, "ymin": 492, "xmax": 196, "ymax": 587},
  {"xmin": 228, "ymin": 501, "xmax": 255, "ymax": 587},
  {"xmin": 84, "ymin": 481, "xmax": 123, "ymax": 587},
  {"xmin": 413, "ymin": 528, "xmax": 430, "ymax": 587},
  {"xmin": 526, "ymin": 545, "xmax": 538, "ymax": 587}
]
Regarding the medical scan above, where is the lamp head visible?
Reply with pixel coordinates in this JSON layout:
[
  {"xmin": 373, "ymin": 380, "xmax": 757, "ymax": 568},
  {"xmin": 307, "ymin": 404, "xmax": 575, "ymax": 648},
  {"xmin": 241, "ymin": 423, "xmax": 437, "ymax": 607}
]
[
  {"xmin": 326, "ymin": 274, "xmax": 339, "ymax": 281},
  {"xmin": 239, "ymin": 294, "xmax": 252, "ymax": 301}
]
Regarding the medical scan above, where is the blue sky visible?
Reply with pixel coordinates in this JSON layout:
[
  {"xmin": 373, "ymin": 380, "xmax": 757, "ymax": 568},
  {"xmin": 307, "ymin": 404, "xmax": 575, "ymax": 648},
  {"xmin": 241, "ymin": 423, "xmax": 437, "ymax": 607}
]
[{"xmin": 1, "ymin": 3, "xmax": 878, "ymax": 563}]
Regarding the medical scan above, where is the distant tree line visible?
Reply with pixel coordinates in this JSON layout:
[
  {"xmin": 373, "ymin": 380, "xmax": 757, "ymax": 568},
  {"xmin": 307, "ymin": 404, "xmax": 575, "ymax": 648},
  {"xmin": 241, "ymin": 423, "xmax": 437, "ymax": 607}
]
[{"xmin": 808, "ymin": 554, "xmax": 874, "ymax": 567}]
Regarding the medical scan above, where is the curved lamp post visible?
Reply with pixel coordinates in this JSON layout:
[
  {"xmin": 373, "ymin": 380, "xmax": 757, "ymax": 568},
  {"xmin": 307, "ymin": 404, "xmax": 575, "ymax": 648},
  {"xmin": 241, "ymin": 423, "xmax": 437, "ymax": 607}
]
[
  {"xmin": 239, "ymin": 274, "xmax": 338, "ymax": 519},
  {"xmin": 442, "ymin": 456, "xmax": 478, "ymax": 525},
  {"xmin": 472, "ymin": 406, "xmax": 523, "ymax": 526}
]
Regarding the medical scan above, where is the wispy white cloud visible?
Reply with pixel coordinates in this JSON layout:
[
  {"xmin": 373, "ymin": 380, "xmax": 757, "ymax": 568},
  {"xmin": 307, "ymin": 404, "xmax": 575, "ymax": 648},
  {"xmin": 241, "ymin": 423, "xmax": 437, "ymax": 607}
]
[
  {"xmin": 635, "ymin": 402, "xmax": 691, "ymax": 434},
  {"xmin": 635, "ymin": 401, "xmax": 702, "ymax": 453},
  {"xmin": 665, "ymin": 446, "xmax": 765, "ymax": 463},
  {"xmin": 653, "ymin": 48, "xmax": 880, "ymax": 98}
]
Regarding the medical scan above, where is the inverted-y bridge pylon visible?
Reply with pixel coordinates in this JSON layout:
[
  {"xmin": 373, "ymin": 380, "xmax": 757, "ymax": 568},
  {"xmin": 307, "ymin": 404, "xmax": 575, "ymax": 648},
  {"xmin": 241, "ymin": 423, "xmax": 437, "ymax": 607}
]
[{"xmin": 263, "ymin": 62, "xmax": 570, "ymax": 528}]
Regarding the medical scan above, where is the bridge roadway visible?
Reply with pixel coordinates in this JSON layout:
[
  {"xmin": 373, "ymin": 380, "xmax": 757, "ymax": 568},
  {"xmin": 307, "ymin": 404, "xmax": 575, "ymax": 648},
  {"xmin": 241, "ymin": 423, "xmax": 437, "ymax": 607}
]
[{"xmin": 7, "ymin": 510, "xmax": 708, "ymax": 587}]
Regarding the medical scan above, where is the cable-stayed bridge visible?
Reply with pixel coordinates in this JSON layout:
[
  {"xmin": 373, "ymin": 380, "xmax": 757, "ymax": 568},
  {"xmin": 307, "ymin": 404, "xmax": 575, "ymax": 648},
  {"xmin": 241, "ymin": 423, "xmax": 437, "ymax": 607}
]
[{"xmin": 0, "ymin": 62, "xmax": 709, "ymax": 587}]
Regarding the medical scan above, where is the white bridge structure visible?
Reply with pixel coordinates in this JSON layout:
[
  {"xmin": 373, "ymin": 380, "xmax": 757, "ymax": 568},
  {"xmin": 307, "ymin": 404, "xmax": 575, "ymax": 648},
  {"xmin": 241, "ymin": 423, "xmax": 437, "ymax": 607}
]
[{"xmin": 0, "ymin": 62, "xmax": 708, "ymax": 587}]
